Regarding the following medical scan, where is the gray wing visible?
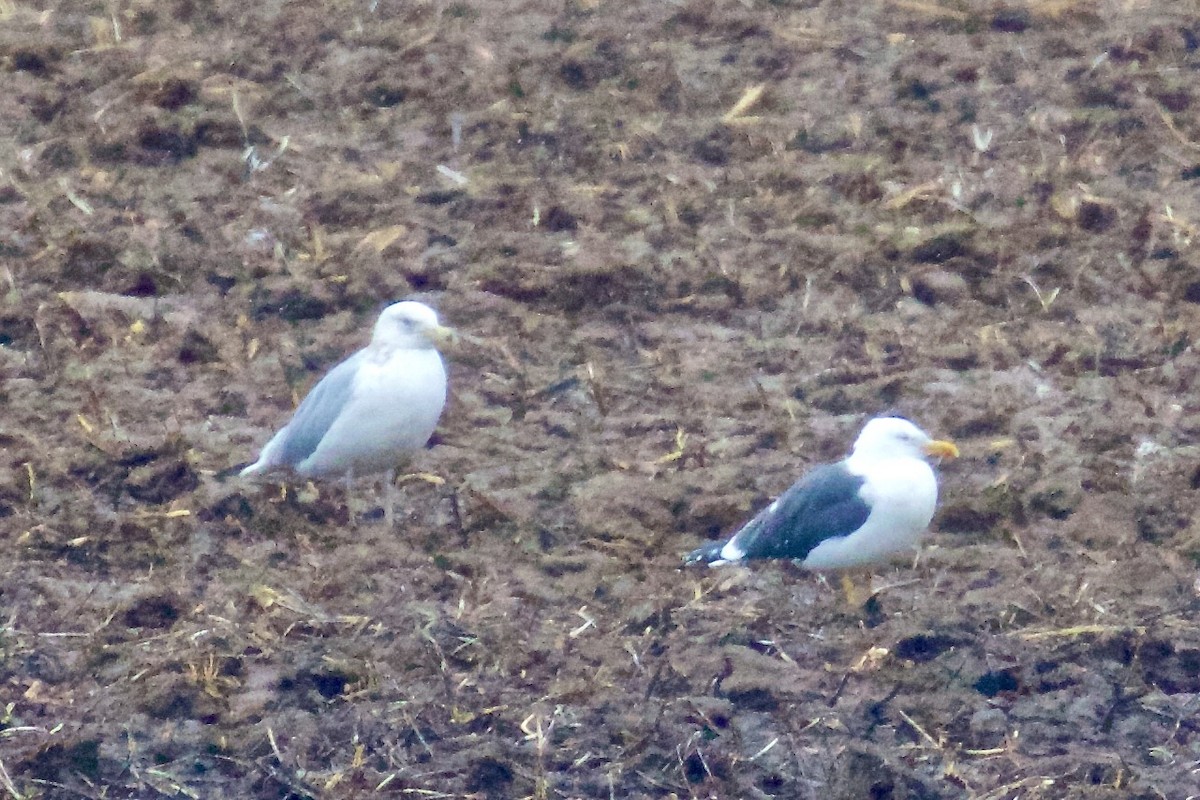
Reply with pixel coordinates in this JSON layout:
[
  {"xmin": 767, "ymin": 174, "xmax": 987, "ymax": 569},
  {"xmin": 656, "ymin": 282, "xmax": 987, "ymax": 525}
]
[
  {"xmin": 687, "ymin": 463, "xmax": 871, "ymax": 563},
  {"xmin": 273, "ymin": 351, "xmax": 365, "ymax": 468}
]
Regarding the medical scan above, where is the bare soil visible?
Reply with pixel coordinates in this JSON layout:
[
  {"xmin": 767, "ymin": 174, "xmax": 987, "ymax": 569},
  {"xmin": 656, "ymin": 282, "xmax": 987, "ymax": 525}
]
[{"xmin": 3, "ymin": 0, "xmax": 1200, "ymax": 798}]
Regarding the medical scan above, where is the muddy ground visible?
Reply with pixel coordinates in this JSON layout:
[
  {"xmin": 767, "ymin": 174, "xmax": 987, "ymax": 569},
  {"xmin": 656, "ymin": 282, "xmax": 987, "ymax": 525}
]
[{"xmin": 2, "ymin": 0, "xmax": 1200, "ymax": 797}]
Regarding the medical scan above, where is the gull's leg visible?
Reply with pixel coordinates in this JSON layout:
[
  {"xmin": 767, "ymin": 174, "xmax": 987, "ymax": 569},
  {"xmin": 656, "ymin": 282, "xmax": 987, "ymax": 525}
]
[
  {"xmin": 840, "ymin": 571, "xmax": 870, "ymax": 607},
  {"xmin": 817, "ymin": 572, "xmax": 862, "ymax": 606},
  {"xmin": 835, "ymin": 573, "xmax": 883, "ymax": 609},
  {"xmin": 384, "ymin": 469, "xmax": 397, "ymax": 528},
  {"xmin": 344, "ymin": 469, "xmax": 357, "ymax": 527}
]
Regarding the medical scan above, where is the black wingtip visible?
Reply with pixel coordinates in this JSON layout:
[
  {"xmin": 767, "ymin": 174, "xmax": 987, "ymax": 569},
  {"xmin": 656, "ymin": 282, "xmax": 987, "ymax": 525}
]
[
  {"xmin": 214, "ymin": 461, "xmax": 252, "ymax": 482},
  {"xmin": 683, "ymin": 541, "xmax": 727, "ymax": 565}
]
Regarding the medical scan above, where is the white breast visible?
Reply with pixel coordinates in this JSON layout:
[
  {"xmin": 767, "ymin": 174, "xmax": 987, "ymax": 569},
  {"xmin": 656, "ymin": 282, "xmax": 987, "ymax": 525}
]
[{"xmin": 801, "ymin": 456, "xmax": 938, "ymax": 570}]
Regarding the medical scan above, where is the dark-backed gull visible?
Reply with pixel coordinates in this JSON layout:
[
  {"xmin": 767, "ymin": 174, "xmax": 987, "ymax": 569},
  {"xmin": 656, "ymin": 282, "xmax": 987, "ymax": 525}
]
[{"xmin": 686, "ymin": 417, "xmax": 957, "ymax": 569}]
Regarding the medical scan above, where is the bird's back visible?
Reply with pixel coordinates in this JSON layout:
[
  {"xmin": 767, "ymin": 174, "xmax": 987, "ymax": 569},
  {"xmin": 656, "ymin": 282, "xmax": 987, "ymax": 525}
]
[
  {"xmin": 239, "ymin": 351, "xmax": 365, "ymax": 477},
  {"xmin": 687, "ymin": 463, "xmax": 871, "ymax": 564},
  {"xmin": 733, "ymin": 463, "xmax": 871, "ymax": 560}
]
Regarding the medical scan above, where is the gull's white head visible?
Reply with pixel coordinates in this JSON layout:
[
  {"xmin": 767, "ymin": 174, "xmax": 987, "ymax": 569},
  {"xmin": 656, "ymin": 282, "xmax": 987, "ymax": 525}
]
[
  {"xmin": 851, "ymin": 416, "xmax": 959, "ymax": 461},
  {"xmin": 372, "ymin": 301, "xmax": 456, "ymax": 350}
]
